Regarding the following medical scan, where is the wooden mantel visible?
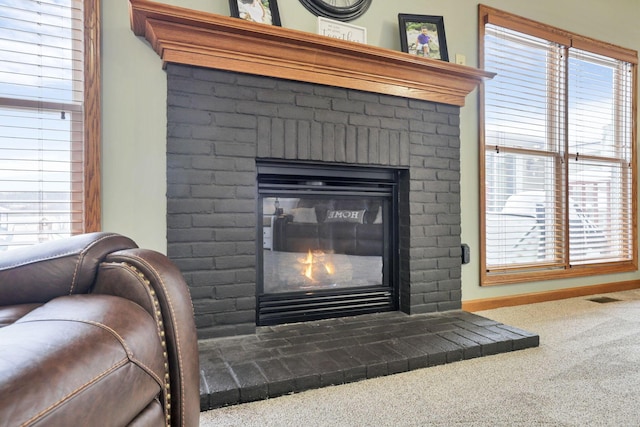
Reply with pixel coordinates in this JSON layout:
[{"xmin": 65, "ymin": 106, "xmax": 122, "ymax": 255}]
[{"xmin": 129, "ymin": 0, "xmax": 494, "ymax": 106}]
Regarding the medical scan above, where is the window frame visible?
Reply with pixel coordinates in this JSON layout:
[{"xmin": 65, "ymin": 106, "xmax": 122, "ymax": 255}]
[
  {"xmin": 83, "ymin": 0, "xmax": 101, "ymax": 233},
  {"xmin": 0, "ymin": 0, "xmax": 100, "ymax": 245},
  {"xmin": 478, "ymin": 4, "xmax": 638, "ymax": 286}
]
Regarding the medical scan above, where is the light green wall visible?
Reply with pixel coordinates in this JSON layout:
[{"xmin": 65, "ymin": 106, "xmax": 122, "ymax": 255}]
[{"xmin": 102, "ymin": 0, "xmax": 640, "ymax": 302}]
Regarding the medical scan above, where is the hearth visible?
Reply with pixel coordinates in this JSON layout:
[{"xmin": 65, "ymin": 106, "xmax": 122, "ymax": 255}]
[{"xmin": 257, "ymin": 162, "xmax": 399, "ymax": 325}]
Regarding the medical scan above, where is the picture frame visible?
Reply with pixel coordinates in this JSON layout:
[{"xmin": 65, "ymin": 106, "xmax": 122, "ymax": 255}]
[
  {"xmin": 398, "ymin": 14, "xmax": 449, "ymax": 62},
  {"xmin": 229, "ymin": 0, "xmax": 281, "ymax": 26},
  {"xmin": 317, "ymin": 17, "xmax": 367, "ymax": 44}
]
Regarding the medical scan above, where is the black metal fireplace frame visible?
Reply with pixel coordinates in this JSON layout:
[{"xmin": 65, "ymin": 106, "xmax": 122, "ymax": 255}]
[{"xmin": 256, "ymin": 161, "xmax": 400, "ymax": 326}]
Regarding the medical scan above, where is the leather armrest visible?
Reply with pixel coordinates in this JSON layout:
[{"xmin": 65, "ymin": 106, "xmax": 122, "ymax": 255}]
[
  {"xmin": 0, "ymin": 294, "xmax": 164, "ymax": 427},
  {"xmin": 0, "ymin": 232, "xmax": 136, "ymax": 306},
  {"xmin": 94, "ymin": 248, "xmax": 200, "ymax": 427}
]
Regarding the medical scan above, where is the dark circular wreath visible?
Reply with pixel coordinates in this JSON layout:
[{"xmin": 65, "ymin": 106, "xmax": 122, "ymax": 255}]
[{"xmin": 298, "ymin": 0, "xmax": 372, "ymax": 22}]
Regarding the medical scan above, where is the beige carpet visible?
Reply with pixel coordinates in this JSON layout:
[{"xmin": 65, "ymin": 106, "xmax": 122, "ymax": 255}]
[{"xmin": 200, "ymin": 289, "xmax": 640, "ymax": 426}]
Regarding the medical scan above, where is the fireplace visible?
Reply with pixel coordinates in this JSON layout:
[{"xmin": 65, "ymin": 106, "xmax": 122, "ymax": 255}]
[
  {"xmin": 129, "ymin": 0, "xmax": 492, "ymax": 339},
  {"xmin": 257, "ymin": 162, "xmax": 399, "ymax": 325},
  {"xmin": 164, "ymin": 63, "xmax": 467, "ymax": 338}
]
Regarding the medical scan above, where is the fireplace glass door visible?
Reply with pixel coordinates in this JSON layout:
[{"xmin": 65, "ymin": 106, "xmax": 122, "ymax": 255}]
[{"xmin": 257, "ymin": 163, "xmax": 398, "ymax": 326}]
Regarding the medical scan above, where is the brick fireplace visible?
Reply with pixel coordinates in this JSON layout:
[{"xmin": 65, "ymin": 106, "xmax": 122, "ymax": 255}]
[
  {"xmin": 167, "ymin": 64, "xmax": 466, "ymax": 338},
  {"xmin": 129, "ymin": 0, "xmax": 494, "ymax": 340}
]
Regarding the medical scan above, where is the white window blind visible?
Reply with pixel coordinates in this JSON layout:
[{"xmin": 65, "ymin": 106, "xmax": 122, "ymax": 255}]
[
  {"xmin": 484, "ymin": 26, "xmax": 567, "ymax": 271},
  {"xmin": 0, "ymin": 0, "xmax": 85, "ymax": 250},
  {"xmin": 480, "ymin": 6, "xmax": 636, "ymax": 284},
  {"xmin": 567, "ymin": 49, "xmax": 634, "ymax": 265}
]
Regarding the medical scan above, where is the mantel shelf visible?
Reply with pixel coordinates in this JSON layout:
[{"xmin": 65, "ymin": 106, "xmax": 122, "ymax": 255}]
[{"xmin": 129, "ymin": 0, "xmax": 494, "ymax": 106}]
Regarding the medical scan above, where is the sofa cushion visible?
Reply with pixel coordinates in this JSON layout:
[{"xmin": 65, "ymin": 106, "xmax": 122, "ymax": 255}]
[
  {"xmin": 0, "ymin": 303, "xmax": 42, "ymax": 328},
  {"xmin": 0, "ymin": 294, "xmax": 165, "ymax": 427}
]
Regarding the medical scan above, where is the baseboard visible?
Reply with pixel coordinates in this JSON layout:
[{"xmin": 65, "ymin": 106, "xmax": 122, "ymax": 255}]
[{"xmin": 462, "ymin": 280, "xmax": 640, "ymax": 312}]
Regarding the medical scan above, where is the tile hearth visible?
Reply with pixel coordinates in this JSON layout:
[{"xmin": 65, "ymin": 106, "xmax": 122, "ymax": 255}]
[{"xmin": 198, "ymin": 310, "xmax": 539, "ymax": 410}]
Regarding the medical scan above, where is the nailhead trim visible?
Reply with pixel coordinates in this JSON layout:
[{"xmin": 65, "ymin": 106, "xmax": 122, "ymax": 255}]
[{"xmin": 124, "ymin": 263, "xmax": 171, "ymax": 427}]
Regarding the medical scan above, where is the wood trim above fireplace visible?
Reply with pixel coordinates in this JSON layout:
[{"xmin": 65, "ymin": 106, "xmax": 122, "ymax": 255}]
[{"xmin": 129, "ymin": 0, "xmax": 494, "ymax": 106}]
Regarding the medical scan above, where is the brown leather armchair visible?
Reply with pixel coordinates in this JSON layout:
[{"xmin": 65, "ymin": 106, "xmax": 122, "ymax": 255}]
[{"xmin": 0, "ymin": 232, "xmax": 199, "ymax": 427}]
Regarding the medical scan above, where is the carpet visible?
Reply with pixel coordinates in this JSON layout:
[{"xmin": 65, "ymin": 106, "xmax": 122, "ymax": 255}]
[{"xmin": 200, "ymin": 288, "xmax": 640, "ymax": 426}]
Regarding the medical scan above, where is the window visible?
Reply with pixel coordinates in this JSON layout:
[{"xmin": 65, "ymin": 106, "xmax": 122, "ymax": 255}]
[
  {"xmin": 0, "ymin": 0, "xmax": 99, "ymax": 251},
  {"xmin": 479, "ymin": 5, "xmax": 637, "ymax": 285}
]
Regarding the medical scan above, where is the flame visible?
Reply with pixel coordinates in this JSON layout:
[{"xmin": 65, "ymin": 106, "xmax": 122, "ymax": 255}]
[
  {"xmin": 298, "ymin": 250, "xmax": 315, "ymax": 281},
  {"xmin": 324, "ymin": 262, "xmax": 335, "ymax": 275},
  {"xmin": 300, "ymin": 250, "xmax": 314, "ymax": 264},
  {"xmin": 298, "ymin": 249, "xmax": 334, "ymax": 282},
  {"xmin": 303, "ymin": 261, "xmax": 314, "ymax": 280}
]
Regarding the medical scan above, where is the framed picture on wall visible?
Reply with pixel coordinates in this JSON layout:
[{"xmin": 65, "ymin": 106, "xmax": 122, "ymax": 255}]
[
  {"xmin": 398, "ymin": 14, "xmax": 449, "ymax": 61},
  {"xmin": 229, "ymin": 0, "xmax": 282, "ymax": 26}
]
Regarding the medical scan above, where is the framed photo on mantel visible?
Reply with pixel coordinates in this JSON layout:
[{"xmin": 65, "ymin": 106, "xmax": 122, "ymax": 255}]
[
  {"xmin": 317, "ymin": 16, "xmax": 367, "ymax": 44},
  {"xmin": 229, "ymin": 0, "xmax": 282, "ymax": 26},
  {"xmin": 398, "ymin": 14, "xmax": 449, "ymax": 61}
]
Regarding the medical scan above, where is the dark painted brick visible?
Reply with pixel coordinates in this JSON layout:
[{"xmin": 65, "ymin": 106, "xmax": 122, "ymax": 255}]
[
  {"xmin": 279, "ymin": 355, "xmax": 321, "ymax": 392},
  {"xmin": 451, "ymin": 326, "xmax": 501, "ymax": 356},
  {"xmin": 332, "ymin": 98, "xmax": 365, "ymax": 113},
  {"xmin": 199, "ymin": 363, "xmax": 240, "ymax": 409},
  {"xmin": 485, "ymin": 324, "xmax": 532, "ymax": 347},
  {"xmin": 277, "ymin": 79, "xmax": 315, "ymax": 94},
  {"xmin": 237, "ymin": 74, "xmax": 278, "ymax": 89},
  {"xmin": 364, "ymin": 342, "xmax": 408, "ymax": 375},
  {"xmin": 192, "ymin": 298, "xmax": 235, "ymax": 315},
  {"xmin": 439, "ymin": 331, "xmax": 483, "ymax": 359},
  {"xmin": 342, "ymin": 345, "xmax": 388, "ymax": 378},
  {"xmin": 424, "ymin": 321, "xmax": 458, "ymax": 334},
  {"xmin": 229, "ymin": 362, "xmax": 269, "ymax": 403},
  {"xmin": 407, "ymin": 333, "xmax": 462, "ymax": 363},
  {"xmin": 497, "ymin": 324, "xmax": 540, "ymax": 339},
  {"xmin": 436, "ymin": 103, "xmax": 459, "ymax": 114},
  {"xmin": 384, "ymin": 338, "xmax": 430, "ymax": 370},
  {"xmin": 255, "ymin": 358, "xmax": 295, "ymax": 397},
  {"xmin": 277, "ymin": 341, "xmax": 320, "ymax": 356},
  {"xmin": 325, "ymin": 348, "xmax": 367, "ymax": 383},
  {"xmin": 167, "ymin": 64, "xmax": 469, "ymax": 337}
]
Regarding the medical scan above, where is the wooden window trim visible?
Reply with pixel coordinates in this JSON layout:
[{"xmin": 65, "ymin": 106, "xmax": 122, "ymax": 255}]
[
  {"xmin": 478, "ymin": 4, "xmax": 638, "ymax": 286},
  {"xmin": 479, "ymin": 4, "xmax": 638, "ymax": 65},
  {"xmin": 83, "ymin": 0, "xmax": 101, "ymax": 232}
]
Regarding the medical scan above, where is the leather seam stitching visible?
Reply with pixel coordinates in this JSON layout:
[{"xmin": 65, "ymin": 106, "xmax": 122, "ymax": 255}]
[
  {"xmin": 17, "ymin": 317, "xmax": 165, "ymax": 387},
  {"xmin": 69, "ymin": 233, "xmax": 122, "ymax": 295},
  {"xmin": 23, "ymin": 358, "xmax": 129, "ymax": 426}
]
